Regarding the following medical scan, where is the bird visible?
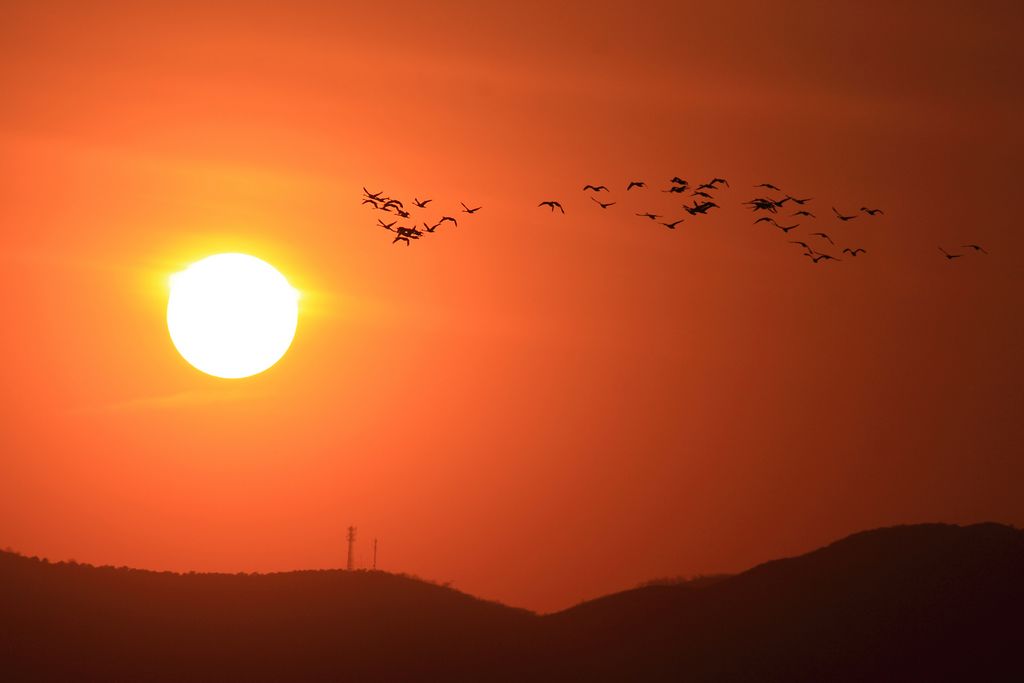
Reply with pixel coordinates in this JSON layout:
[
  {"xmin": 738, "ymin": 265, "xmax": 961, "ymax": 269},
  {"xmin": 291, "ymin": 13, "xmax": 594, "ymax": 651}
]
[
  {"xmin": 636, "ymin": 212, "xmax": 661, "ymax": 220},
  {"xmin": 860, "ymin": 206, "xmax": 884, "ymax": 216},
  {"xmin": 393, "ymin": 235, "xmax": 410, "ymax": 246},
  {"xmin": 961, "ymin": 244, "xmax": 988, "ymax": 254},
  {"xmin": 583, "ymin": 184, "xmax": 609, "ymax": 192},
  {"xmin": 774, "ymin": 223, "xmax": 799, "ymax": 233},
  {"xmin": 691, "ymin": 190, "xmax": 714, "ymax": 199},
  {"xmin": 754, "ymin": 217, "xmax": 776, "ymax": 224},
  {"xmin": 438, "ymin": 215, "xmax": 458, "ymax": 226},
  {"xmin": 660, "ymin": 219, "xmax": 684, "ymax": 229},
  {"xmin": 539, "ymin": 200, "xmax": 565, "ymax": 213},
  {"xmin": 363, "ymin": 187, "xmax": 384, "ymax": 200},
  {"xmin": 377, "ymin": 219, "xmax": 397, "ymax": 230},
  {"xmin": 362, "ymin": 199, "xmax": 380, "ymax": 208},
  {"xmin": 664, "ymin": 185, "xmax": 689, "ymax": 194},
  {"xmin": 670, "ymin": 177, "xmax": 687, "ymax": 186},
  {"xmin": 786, "ymin": 196, "xmax": 813, "ymax": 205},
  {"xmin": 413, "ymin": 197, "xmax": 432, "ymax": 208},
  {"xmin": 708, "ymin": 177, "xmax": 729, "ymax": 187},
  {"xmin": 789, "ymin": 240, "xmax": 812, "ymax": 250},
  {"xmin": 591, "ymin": 197, "xmax": 616, "ymax": 209},
  {"xmin": 626, "ymin": 181, "xmax": 646, "ymax": 191},
  {"xmin": 938, "ymin": 247, "xmax": 963, "ymax": 260},
  {"xmin": 842, "ymin": 247, "xmax": 867, "ymax": 256},
  {"xmin": 422, "ymin": 221, "xmax": 439, "ymax": 233},
  {"xmin": 792, "ymin": 210, "xmax": 816, "ymax": 218},
  {"xmin": 833, "ymin": 207, "xmax": 858, "ymax": 221},
  {"xmin": 394, "ymin": 209, "xmax": 411, "ymax": 218},
  {"xmin": 810, "ymin": 232, "xmax": 835, "ymax": 245},
  {"xmin": 809, "ymin": 252, "xmax": 841, "ymax": 263},
  {"xmin": 755, "ymin": 183, "xmax": 781, "ymax": 191},
  {"xmin": 684, "ymin": 201, "xmax": 718, "ymax": 215},
  {"xmin": 382, "ymin": 198, "xmax": 404, "ymax": 210},
  {"xmin": 461, "ymin": 202, "xmax": 482, "ymax": 214}
]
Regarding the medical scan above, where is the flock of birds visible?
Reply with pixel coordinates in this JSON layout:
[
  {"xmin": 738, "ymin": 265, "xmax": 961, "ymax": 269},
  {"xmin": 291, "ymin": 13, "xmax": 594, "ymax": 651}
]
[{"xmin": 360, "ymin": 178, "xmax": 988, "ymax": 262}]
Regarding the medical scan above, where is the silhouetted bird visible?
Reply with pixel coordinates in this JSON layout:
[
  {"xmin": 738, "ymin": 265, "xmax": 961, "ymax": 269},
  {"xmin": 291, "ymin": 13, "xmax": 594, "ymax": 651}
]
[
  {"xmin": 754, "ymin": 217, "xmax": 776, "ymax": 224},
  {"xmin": 363, "ymin": 199, "xmax": 380, "ymax": 208},
  {"xmin": 583, "ymin": 184, "xmax": 609, "ymax": 192},
  {"xmin": 636, "ymin": 212, "xmax": 661, "ymax": 220},
  {"xmin": 413, "ymin": 197, "xmax": 432, "ymax": 208},
  {"xmin": 691, "ymin": 190, "xmax": 714, "ymax": 199},
  {"xmin": 393, "ymin": 235, "xmax": 410, "ymax": 246},
  {"xmin": 670, "ymin": 177, "xmax": 687, "ymax": 186},
  {"xmin": 660, "ymin": 219, "xmax": 684, "ymax": 229},
  {"xmin": 961, "ymin": 244, "xmax": 988, "ymax": 254},
  {"xmin": 811, "ymin": 232, "xmax": 835, "ymax": 245},
  {"xmin": 842, "ymin": 247, "xmax": 867, "ymax": 256},
  {"xmin": 774, "ymin": 223, "xmax": 799, "ymax": 233},
  {"xmin": 438, "ymin": 215, "xmax": 458, "ymax": 226},
  {"xmin": 789, "ymin": 240, "xmax": 812, "ymax": 250},
  {"xmin": 423, "ymin": 222, "xmax": 439, "ymax": 233},
  {"xmin": 786, "ymin": 196, "xmax": 813, "ymax": 205},
  {"xmin": 709, "ymin": 177, "xmax": 729, "ymax": 187},
  {"xmin": 860, "ymin": 207, "xmax": 884, "ymax": 216},
  {"xmin": 377, "ymin": 219, "xmax": 397, "ymax": 230},
  {"xmin": 938, "ymin": 247, "xmax": 963, "ymax": 260},
  {"xmin": 539, "ymin": 201, "xmax": 565, "ymax": 213},
  {"xmin": 382, "ymin": 199, "xmax": 404, "ymax": 210},
  {"xmin": 363, "ymin": 187, "xmax": 384, "ymax": 200},
  {"xmin": 833, "ymin": 207, "xmax": 858, "ymax": 221},
  {"xmin": 792, "ymin": 210, "xmax": 816, "ymax": 218},
  {"xmin": 755, "ymin": 183, "xmax": 781, "ymax": 191},
  {"xmin": 807, "ymin": 252, "xmax": 840, "ymax": 263},
  {"xmin": 684, "ymin": 201, "xmax": 718, "ymax": 215},
  {"xmin": 461, "ymin": 202, "xmax": 482, "ymax": 214},
  {"xmin": 664, "ymin": 185, "xmax": 689, "ymax": 194},
  {"xmin": 626, "ymin": 181, "xmax": 646, "ymax": 191},
  {"xmin": 591, "ymin": 197, "xmax": 616, "ymax": 209},
  {"xmin": 395, "ymin": 209, "xmax": 411, "ymax": 218}
]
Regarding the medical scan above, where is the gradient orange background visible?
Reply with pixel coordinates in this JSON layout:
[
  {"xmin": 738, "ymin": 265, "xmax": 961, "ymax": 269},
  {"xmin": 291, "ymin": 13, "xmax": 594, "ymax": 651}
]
[{"xmin": 2, "ymin": 1, "xmax": 1022, "ymax": 612}]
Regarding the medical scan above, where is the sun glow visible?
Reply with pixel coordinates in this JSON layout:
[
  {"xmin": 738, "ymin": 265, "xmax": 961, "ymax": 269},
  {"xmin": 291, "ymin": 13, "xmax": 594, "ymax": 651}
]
[{"xmin": 167, "ymin": 253, "xmax": 299, "ymax": 379}]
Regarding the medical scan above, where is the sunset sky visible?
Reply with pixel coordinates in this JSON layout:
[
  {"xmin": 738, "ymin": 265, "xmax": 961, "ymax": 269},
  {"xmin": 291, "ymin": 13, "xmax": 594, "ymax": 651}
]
[{"xmin": 1, "ymin": 1, "xmax": 1022, "ymax": 612}]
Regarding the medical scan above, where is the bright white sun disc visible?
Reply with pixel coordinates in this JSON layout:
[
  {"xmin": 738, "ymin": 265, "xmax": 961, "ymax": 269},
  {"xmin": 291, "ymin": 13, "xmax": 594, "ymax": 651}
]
[{"xmin": 167, "ymin": 253, "xmax": 299, "ymax": 379}]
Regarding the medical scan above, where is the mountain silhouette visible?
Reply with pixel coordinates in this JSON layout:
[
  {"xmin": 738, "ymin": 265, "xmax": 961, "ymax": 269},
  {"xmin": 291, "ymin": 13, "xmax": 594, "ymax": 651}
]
[{"xmin": 2, "ymin": 523, "xmax": 1021, "ymax": 681}]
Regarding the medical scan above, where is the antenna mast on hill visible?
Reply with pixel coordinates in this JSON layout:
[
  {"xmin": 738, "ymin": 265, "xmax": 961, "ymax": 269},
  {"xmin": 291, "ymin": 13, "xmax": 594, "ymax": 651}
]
[
  {"xmin": 346, "ymin": 526, "xmax": 357, "ymax": 571},
  {"xmin": 373, "ymin": 538, "xmax": 378, "ymax": 570}
]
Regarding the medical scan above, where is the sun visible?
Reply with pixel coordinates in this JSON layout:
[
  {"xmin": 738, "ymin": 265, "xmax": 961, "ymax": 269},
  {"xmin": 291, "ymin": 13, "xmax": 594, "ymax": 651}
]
[{"xmin": 167, "ymin": 253, "xmax": 299, "ymax": 379}]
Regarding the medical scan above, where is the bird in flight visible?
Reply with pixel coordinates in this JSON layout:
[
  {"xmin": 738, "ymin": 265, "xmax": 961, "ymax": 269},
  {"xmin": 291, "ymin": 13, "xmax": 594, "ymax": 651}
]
[
  {"xmin": 539, "ymin": 200, "xmax": 565, "ymax": 213},
  {"xmin": 422, "ymin": 221, "xmax": 440, "ymax": 233},
  {"xmin": 938, "ymin": 247, "xmax": 963, "ymax": 260},
  {"xmin": 362, "ymin": 198, "xmax": 381, "ymax": 208},
  {"xmin": 792, "ymin": 210, "xmax": 816, "ymax": 218},
  {"xmin": 664, "ymin": 185, "xmax": 689, "ymax": 194},
  {"xmin": 833, "ymin": 207, "xmax": 858, "ymax": 221},
  {"xmin": 636, "ymin": 212, "xmax": 661, "ymax": 220},
  {"xmin": 393, "ymin": 235, "xmax": 410, "ymax": 246},
  {"xmin": 810, "ymin": 232, "xmax": 835, "ymax": 245},
  {"xmin": 708, "ymin": 177, "xmax": 729, "ymax": 188},
  {"xmin": 789, "ymin": 240, "xmax": 812, "ymax": 250},
  {"xmin": 377, "ymin": 219, "xmax": 397, "ymax": 230},
  {"xmin": 754, "ymin": 216, "xmax": 776, "ymax": 224},
  {"xmin": 691, "ymin": 190, "xmax": 714, "ymax": 199},
  {"xmin": 684, "ymin": 201, "xmax": 718, "ymax": 215},
  {"xmin": 660, "ymin": 219, "xmax": 684, "ymax": 229},
  {"xmin": 774, "ymin": 223, "xmax": 800, "ymax": 233},
  {"xmin": 591, "ymin": 197, "xmax": 616, "ymax": 209},
  {"xmin": 755, "ymin": 183, "xmax": 781, "ymax": 191},
  {"xmin": 382, "ymin": 198, "xmax": 404, "ymax": 210},
  {"xmin": 670, "ymin": 177, "xmax": 688, "ymax": 186},
  {"xmin": 438, "ymin": 215, "xmax": 458, "ymax": 226},
  {"xmin": 961, "ymin": 244, "xmax": 988, "ymax": 254},
  {"xmin": 860, "ymin": 206, "xmax": 884, "ymax": 216},
  {"xmin": 786, "ymin": 196, "xmax": 813, "ymax": 205},
  {"xmin": 413, "ymin": 197, "xmax": 432, "ymax": 208},
  {"xmin": 808, "ymin": 252, "xmax": 841, "ymax": 263},
  {"xmin": 363, "ymin": 187, "xmax": 384, "ymax": 201},
  {"xmin": 461, "ymin": 202, "xmax": 482, "ymax": 214},
  {"xmin": 626, "ymin": 180, "xmax": 646, "ymax": 191},
  {"xmin": 583, "ymin": 184, "xmax": 609, "ymax": 192},
  {"xmin": 842, "ymin": 247, "xmax": 867, "ymax": 256},
  {"xmin": 394, "ymin": 209, "xmax": 411, "ymax": 218}
]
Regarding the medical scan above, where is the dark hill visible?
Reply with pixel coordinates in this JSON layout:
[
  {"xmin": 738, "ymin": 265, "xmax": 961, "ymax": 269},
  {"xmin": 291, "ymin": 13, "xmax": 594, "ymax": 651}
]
[{"xmin": 2, "ymin": 523, "xmax": 1022, "ymax": 681}]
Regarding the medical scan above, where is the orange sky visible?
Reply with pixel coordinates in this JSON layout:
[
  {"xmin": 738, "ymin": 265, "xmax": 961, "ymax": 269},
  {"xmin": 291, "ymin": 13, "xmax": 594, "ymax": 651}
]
[{"xmin": 1, "ymin": 1, "xmax": 1022, "ymax": 612}]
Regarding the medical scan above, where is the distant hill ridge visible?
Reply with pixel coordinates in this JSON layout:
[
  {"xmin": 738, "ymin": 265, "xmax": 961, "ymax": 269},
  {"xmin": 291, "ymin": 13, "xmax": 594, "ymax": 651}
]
[{"xmin": 2, "ymin": 523, "xmax": 1022, "ymax": 682}]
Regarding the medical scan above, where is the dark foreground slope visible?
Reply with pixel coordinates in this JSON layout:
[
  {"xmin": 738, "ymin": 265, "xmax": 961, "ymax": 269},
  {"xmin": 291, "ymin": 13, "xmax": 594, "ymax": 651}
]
[{"xmin": 2, "ymin": 523, "xmax": 1022, "ymax": 682}]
